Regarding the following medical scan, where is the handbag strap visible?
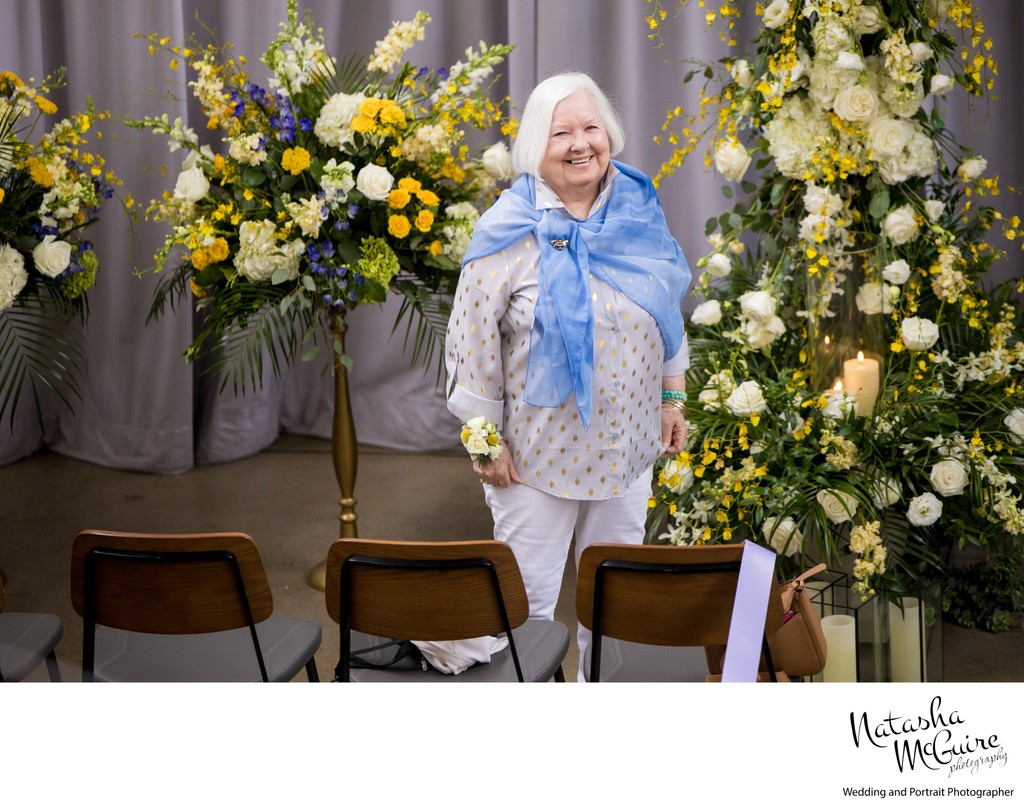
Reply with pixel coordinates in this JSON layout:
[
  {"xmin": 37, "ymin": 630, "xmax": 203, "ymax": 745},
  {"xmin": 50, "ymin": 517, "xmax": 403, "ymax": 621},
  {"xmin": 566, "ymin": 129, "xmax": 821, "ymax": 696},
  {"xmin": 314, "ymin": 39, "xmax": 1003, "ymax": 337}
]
[{"xmin": 791, "ymin": 562, "xmax": 828, "ymax": 590}]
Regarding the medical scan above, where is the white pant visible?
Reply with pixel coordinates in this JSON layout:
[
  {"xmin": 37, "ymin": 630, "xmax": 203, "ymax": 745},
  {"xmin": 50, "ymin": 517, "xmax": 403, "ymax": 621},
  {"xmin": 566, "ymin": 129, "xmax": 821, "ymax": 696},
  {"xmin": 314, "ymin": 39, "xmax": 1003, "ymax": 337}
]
[{"xmin": 483, "ymin": 470, "xmax": 652, "ymax": 681}]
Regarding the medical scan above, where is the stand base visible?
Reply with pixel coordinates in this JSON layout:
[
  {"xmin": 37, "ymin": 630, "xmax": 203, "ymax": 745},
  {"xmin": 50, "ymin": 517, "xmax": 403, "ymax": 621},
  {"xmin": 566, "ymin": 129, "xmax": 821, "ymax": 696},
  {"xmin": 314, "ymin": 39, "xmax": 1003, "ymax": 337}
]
[{"xmin": 308, "ymin": 560, "xmax": 327, "ymax": 592}]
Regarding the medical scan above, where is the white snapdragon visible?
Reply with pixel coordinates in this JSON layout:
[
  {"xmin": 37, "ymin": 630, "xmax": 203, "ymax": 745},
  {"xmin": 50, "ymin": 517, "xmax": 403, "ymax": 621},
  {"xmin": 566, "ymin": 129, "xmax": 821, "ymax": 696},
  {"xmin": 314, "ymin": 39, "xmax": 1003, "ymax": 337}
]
[
  {"xmin": 367, "ymin": 12, "xmax": 429, "ymax": 74},
  {"xmin": 319, "ymin": 159, "xmax": 356, "ymax": 204},
  {"xmin": 285, "ymin": 195, "xmax": 327, "ymax": 238},
  {"xmin": 228, "ymin": 133, "xmax": 268, "ymax": 166}
]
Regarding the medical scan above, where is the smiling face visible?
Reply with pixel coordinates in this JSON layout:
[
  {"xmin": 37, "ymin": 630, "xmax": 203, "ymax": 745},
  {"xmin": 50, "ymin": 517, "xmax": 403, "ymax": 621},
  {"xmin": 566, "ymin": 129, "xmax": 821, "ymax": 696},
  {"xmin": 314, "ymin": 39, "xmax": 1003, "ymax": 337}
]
[{"xmin": 540, "ymin": 91, "xmax": 610, "ymax": 214}]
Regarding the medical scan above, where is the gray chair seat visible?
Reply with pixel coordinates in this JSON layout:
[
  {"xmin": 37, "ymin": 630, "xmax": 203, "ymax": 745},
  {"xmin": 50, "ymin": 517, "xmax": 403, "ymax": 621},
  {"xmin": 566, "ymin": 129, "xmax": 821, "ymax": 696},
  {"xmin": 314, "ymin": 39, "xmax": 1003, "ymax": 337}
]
[
  {"xmin": 0, "ymin": 612, "xmax": 63, "ymax": 682},
  {"xmin": 582, "ymin": 639, "xmax": 710, "ymax": 682},
  {"xmin": 92, "ymin": 617, "xmax": 321, "ymax": 682},
  {"xmin": 348, "ymin": 621, "xmax": 569, "ymax": 683}
]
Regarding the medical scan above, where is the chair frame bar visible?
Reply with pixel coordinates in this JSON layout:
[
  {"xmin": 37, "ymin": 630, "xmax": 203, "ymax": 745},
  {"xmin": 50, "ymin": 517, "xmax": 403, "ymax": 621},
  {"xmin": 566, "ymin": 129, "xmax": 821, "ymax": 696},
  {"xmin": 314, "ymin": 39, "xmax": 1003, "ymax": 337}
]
[
  {"xmin": 82, "ymin": 546, "xmax": 270, "ymax": 682},
  {"xmin": 589, "ymin": 557, "xmax": 779, "ymax": 683},
  {"xmin": 336, "ymin": 554, "xmax": 525, "ymax": 682}
]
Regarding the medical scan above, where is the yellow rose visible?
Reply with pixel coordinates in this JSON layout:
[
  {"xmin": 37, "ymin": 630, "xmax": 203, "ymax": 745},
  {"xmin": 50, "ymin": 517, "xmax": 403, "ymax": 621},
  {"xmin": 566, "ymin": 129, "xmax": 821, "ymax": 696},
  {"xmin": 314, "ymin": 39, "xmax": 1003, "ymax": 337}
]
[
  {"xmin": 429, "ymin": 240, "xmax": 444, "ymax": 256},
  {"xmin": 416, "ymin": 189, "xmax": 440, "ymax": 207},
  {"xmin": 387, "ymin": 188, "xmax": 412, "ymax": 209},
  {"xmin": 388, "ymin": 215, "xmax": 411, "ymax": 239},
  {"xmin": 208, "ymin": 237, "xmax": 230, "ymax": 262},
  {"xmin": 378, "ymin": 101, "xmax": 406, "ymax": 126},
  {"xmin": 415, "ymin": 209, "xmax": 434, "ymax": 232},
  {"xmin": 398, "ymin": 177, "xmax": 422, "ymax": 192},
  {"xmin": 190, "ymin": 248, "xmax": 210, "ymax": 270},
  {"xmin": 359, "ymin": 97, "xmax": 385, "ymax": 117}
]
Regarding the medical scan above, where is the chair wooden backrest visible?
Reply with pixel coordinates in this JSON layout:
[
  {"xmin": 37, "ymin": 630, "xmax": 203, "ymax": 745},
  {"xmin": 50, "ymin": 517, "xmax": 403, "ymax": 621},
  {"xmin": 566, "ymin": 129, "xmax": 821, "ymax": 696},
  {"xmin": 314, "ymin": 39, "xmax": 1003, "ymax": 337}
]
[
  {"xmin": 70, "ymin": 530, "xmax": 274, "ymax": 634},
  {"xmin": 576, "ymin": 543, "xmax": 786, "ymax": 680},
  {"xmin": 325, "ymin": 538, "xmax": 530, "ymax": 680},
  {"xmin": 0, "ymin": 575, "xmax": 6, "ymax": 613}
]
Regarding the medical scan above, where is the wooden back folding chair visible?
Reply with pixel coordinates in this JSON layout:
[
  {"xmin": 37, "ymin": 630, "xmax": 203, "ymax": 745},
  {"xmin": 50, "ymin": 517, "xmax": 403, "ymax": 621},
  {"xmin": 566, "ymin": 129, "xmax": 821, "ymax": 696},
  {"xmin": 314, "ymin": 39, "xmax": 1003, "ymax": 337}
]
[
  {"xmin": 70, "ymin": 530, "xmax": 321, "ymax": 682},
  {"xmin": 576, "ymin": 543, "xmax": 787, "ymax": 682},
  {"xmin": 0, "ymin": 574, "xmax": 63, "ymax": 682},
  {"xmin": 325, "ymin": 538, "xmax": 569, "ymax": 682}
]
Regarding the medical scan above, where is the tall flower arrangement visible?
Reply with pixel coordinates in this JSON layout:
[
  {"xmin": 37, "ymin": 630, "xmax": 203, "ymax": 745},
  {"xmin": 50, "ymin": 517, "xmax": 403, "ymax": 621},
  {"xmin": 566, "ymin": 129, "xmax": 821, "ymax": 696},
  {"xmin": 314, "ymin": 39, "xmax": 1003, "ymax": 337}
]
[
  {"xmin": 645, "ymin": 0, "xmax": 1024, "ymax": 629},
  {"xmin": 129, "ymin": 1, "xmax": 515, "ymax": 390},
  {"xmin": 0, "ymin": 70, "xmax": 121, "ymax": 425}
]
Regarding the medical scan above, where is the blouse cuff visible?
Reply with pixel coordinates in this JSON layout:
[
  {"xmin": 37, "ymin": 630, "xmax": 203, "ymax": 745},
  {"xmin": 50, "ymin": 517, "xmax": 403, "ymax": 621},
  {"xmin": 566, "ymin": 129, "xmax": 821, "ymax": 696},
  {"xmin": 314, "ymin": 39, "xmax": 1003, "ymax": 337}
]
[
  {"xmin": 447, "ymin": 385, "xmax": 505, "ymax": 432},
  {"xmin": 663, "ymin": 332, "xmax": 690, "ymax": 376}
]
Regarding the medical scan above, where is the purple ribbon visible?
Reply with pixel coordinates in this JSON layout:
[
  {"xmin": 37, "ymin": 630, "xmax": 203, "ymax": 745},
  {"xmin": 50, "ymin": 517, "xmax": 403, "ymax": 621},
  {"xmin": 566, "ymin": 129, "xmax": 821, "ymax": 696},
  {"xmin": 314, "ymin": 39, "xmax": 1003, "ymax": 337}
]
[{"xmin": 721, "ymin": 541, "xmax": 777, "ymax": 683}]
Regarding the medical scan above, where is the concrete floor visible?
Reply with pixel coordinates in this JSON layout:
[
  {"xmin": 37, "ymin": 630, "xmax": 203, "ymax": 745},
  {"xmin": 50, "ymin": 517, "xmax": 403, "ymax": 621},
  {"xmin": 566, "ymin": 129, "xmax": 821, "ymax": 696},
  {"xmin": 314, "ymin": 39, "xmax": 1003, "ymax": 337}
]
[{"xmin": 2, "ymin": 433, "xmax": 1021, "ymax": 682}]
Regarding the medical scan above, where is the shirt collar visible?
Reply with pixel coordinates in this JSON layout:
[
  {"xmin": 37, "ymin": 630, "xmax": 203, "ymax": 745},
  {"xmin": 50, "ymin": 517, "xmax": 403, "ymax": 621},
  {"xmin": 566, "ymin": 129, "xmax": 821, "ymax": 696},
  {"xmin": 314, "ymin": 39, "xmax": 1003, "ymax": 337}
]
[{"xmin": 534, "ymin": 163, "xmax": 619, "ymax": 219}]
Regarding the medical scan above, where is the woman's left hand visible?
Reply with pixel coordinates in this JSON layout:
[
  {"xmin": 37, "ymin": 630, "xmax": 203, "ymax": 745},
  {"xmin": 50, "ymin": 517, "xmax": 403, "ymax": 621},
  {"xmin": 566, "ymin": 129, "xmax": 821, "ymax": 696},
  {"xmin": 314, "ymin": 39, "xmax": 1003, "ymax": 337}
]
[{"xmin": 661, "ymin": 406, "xmax": 688, "ymax": 456}]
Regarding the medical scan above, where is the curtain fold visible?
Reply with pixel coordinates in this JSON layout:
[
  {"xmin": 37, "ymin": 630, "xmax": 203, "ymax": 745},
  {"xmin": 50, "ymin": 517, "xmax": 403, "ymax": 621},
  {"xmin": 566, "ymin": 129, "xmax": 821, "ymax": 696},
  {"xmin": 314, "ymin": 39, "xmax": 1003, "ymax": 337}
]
[{"xmin": 2, "ymin": 0, "xmax": 1021, "ymax": 471}]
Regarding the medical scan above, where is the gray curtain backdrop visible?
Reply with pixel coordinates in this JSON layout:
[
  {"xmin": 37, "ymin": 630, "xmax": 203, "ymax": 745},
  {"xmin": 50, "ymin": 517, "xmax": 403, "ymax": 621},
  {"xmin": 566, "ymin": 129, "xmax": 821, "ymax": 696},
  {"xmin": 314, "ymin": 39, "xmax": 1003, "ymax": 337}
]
[{"xmin": 2, "ymin": 0, "xmax": 1021, "ymax": 472}]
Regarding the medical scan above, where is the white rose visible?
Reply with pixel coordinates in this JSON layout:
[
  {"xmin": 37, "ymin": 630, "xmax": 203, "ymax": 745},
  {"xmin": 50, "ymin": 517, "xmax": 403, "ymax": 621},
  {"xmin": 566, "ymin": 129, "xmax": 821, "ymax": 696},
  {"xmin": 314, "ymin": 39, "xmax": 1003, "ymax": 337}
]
[
  {"xmin": 465, "ymin": 434, "xmax": 490, "ymax": 457},
  {"xmin": 742, "ymin": 317, "xmax": 786, "ymax": 349},
  {"xmin": 882, "ymin": 205, "xmax": 920, "ymax": 246},
  {"xmin": 835, "ymin": 51, "xmax": 865, "ymax": 72},
  {"xmin": 32, "ymin": 236, "xmax": 73, "ymax": 277},
  {"xmin": 930, "ymin": 74, "xmax": 954, "ymax": 96},
  {"xmin": 1004, "ymin": 409, "xmax": 1024, "ymax": 444},
  {"xmin": 762, "ymin": 0, "xmax": 791, "ymax": 29},
  {"xmin": 907, "ymin": 492, "xmax": 943, "ymax": 526},
  {"xmin": 762, "ymin": 516, "xmax": 802, "ymax": 557},
  {"xmin": 691, "ymin": 299, "xmax": 723, "ymax": 326},
  {"xmin": 738, "ymin": 290, "xmax": 777, "ymax": 322},
  {"xmin": 852, "ymin": 4, "xmax": 885, "ymax": 34},
  {"xmin": 724, "ymin": 380, "xmax": 767, "ymax": 416},
  {"xmin": 481, "ymin": 141, "xmax": 513, "ymax": 181},
  {"xmin": 730, "ymin": 58, "xmax": 753, "ymax": 89},
  {"xmin": 833, "ymin": 85, "xmax": 878, "ymax": 123},
  {"xmin": 929, "ymin": 459, "xmax": 969, "ymax": 497},
  {"xmin": 870, "ymin": 473, "xmax": 902, "ymax": 508},
  {"xmin": 661, "ymin": 458, "xmax": 695, "ymax": 495},
  {"xmin": 172, "ymin": 165, "xmax": 210, "ymax": 204},
  {"xmin": 957, "ymin": 156, "xmax": 987, "ymax": 182},
  {"xmin": 901, "ymin": 316, "xmax": 940, "ymax": 351},
  {"xmin": 909, "ymin": 42, "xmax": 934, "ymax": 63},
  {"xmin": 706, "ymin": 253, "xmax": 732, "ymax": 278},
  {"xmin": 866, "ymin": 117, "xmax": 914, "ymax": 157},
  {"xmin": 355, "ymin": 164, "xmax": 395, "ymax": 200},
  {"xmin": 855, "ymin": 282, "xmax": 891, "ymax": 315},
  {"xmin": 882, "ymin": 259, "xmax": 911, "ymax": 285},
  {"xmin": 0, "ymin": 243, "xmax": 29, "ymax": 311},
  {"xmin": 816, "ymin": 489, "xmax": 858, "ymax": 524},
  {"xmin": 714, "ymin": 139, "xmax": 752, "ymax": 182},
  {"xmin": 923, "ymin": 200, "xmax": 944, "ymax": 222}
]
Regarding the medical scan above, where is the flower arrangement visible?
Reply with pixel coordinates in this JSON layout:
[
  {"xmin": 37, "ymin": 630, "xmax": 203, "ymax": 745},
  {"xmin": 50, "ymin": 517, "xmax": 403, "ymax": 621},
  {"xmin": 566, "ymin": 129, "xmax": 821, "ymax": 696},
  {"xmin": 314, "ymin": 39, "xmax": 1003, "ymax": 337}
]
[
  {"xmin": 0, "ymin": 69, "xmax": 121, "ymax": 424},
  {"xmin": 128, "ymin": 1, "xmax": 515, "ymax": 390},
  {"xmin": 460, "ymin": 416, "xmax": 503, "ymax": 463},
  {"xmin": 645, "ymin": 0, "xmax": 1024, "ymax": 629}
]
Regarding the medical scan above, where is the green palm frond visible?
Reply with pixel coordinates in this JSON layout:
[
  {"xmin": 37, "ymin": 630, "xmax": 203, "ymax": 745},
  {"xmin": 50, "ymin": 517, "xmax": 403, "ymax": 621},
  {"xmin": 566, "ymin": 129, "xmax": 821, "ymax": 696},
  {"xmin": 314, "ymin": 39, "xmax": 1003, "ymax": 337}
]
[
  {"xmin": 391, "ymin": 273, "xmax": 453, "ymax": 386},
  {"xmin": 0, "ymin": 289, "xmax": 88, "ymax": 429}
]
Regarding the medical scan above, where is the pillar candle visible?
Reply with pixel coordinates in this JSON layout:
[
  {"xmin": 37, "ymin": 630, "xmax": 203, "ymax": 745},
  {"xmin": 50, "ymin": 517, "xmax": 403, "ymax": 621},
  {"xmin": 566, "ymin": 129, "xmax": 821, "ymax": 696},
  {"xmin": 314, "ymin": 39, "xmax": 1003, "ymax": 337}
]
[
  {"xmin": 821, "ymin": 614, "xmax": 857, "ymax": 682},
  {"xmin": 843, "ymin": 352, "xmax": 880, "ymax": 416},
  {"xmin": 888, "ymin": 597, "xmax": 922, "ymax": 682}
]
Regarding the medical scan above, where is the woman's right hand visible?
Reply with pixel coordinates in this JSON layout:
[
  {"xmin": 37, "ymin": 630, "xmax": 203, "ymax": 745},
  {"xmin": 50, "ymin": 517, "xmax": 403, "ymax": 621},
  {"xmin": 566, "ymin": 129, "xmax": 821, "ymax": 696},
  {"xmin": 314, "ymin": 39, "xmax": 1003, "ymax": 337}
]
[{"xmin": 473, "ymin": 440, "xmax": 522, "ymax": 488}]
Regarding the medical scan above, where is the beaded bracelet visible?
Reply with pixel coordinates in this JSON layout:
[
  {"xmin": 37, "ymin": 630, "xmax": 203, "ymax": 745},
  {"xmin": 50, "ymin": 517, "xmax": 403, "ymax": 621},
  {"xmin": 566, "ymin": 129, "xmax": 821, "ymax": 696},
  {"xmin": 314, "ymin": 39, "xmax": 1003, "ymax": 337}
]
[{"xmin": 661, "ymin": 389, "xmax": 688, "ymax": 402}]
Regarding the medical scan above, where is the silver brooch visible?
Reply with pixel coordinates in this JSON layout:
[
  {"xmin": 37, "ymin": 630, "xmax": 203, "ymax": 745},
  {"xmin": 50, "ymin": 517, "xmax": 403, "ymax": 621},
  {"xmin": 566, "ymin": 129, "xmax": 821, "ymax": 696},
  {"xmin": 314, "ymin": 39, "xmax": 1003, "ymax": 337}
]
[{"xmin": 549, "ymin": 238, "xmax": 569, "ymax": 250}]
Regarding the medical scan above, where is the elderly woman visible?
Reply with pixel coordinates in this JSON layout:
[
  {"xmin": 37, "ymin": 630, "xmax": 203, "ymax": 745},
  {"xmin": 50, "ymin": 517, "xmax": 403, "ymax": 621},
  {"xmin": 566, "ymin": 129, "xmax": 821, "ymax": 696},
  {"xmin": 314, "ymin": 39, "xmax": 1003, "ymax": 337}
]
[{"xmin": 445, "ymin": 72, "xmax": 691, "ymax": 679}]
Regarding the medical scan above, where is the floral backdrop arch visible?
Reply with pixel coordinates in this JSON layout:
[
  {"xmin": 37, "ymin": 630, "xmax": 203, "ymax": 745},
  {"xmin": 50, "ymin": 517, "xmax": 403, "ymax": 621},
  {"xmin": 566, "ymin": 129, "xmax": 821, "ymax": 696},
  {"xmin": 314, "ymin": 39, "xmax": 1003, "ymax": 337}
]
[{"xmin": 645, "ymin": 0, "xmax": 1024, "ymax": 631}]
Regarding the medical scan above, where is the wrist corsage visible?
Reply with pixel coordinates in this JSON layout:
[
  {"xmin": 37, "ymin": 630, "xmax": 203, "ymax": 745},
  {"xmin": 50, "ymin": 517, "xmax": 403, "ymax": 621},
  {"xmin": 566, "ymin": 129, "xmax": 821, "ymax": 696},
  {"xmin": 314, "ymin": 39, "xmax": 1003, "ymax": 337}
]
[{"xmin": 460, "ymin": 416, "xmax": 503, "ymax": 463}]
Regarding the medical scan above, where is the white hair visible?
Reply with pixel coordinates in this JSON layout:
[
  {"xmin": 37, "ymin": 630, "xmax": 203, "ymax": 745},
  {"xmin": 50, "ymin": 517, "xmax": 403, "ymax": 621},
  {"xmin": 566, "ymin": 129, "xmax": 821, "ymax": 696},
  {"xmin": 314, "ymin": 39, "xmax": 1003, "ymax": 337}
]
[{"xmin": 510, "ymin": 72, "xmax": 625, "ymax": 179}]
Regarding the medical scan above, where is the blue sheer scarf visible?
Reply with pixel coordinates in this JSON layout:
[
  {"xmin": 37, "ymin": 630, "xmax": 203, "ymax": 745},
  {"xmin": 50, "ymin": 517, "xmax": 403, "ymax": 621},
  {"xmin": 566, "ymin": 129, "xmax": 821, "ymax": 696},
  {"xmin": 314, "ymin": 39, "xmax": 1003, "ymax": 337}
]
[{"xmin": 461, "ymin": 161, "xmax": 690, "ymax": 430}]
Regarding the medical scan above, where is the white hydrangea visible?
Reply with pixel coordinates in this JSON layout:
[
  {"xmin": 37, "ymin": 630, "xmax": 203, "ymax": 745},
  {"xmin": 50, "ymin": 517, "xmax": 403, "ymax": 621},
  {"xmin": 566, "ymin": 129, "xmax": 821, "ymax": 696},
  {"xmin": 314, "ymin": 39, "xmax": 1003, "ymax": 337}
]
[
  {"xmin": 0, "ymin": 243, "xmax": 29, "ymax": 312},
  {"xmin": 234, "ymin": 219, "xmax": 305, "ymax": 283},
  {"xmin": 314, "ymin": 92, "xmax": 367, "ymax": 149}
]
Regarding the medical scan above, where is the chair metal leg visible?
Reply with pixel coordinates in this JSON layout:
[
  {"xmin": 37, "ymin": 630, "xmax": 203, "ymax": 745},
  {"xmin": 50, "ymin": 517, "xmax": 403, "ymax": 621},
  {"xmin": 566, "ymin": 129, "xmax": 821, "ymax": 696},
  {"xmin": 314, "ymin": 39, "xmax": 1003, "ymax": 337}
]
[
  {"xmin": 45, "ymin": 650, "xmax": 62, "ymax": 683},
  {"xmin": 305, "ymin": 658, "xmax": 320, "ymax": 682},
  {"xmin": 553, "ymin": 666, "xmax": 565, "ymax": 682}
]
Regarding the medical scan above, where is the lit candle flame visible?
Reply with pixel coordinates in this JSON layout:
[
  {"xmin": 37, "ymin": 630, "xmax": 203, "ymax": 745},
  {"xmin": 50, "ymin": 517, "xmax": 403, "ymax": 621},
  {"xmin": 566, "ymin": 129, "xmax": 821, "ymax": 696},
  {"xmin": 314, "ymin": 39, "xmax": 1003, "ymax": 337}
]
[
  {"xmin": 857, "ymin": 350, "xmax": 865, "ymax": 362},
  {"xmin": 833, "ymin": 378, "xmax": 843, "ymax": 392}
]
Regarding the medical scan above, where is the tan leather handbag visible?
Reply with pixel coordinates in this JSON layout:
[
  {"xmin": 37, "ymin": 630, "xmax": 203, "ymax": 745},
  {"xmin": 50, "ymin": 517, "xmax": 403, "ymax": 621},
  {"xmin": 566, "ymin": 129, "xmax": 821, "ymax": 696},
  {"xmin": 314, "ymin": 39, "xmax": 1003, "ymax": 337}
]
[{"xmin": 769, "ymin": 563, "xmax": 829, "ymax": 677}]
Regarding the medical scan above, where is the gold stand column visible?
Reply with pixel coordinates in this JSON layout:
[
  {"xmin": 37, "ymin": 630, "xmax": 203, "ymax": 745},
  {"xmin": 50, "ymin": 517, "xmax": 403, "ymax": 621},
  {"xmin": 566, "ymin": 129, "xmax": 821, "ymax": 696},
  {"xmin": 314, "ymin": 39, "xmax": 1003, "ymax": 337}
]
[{"xmin": 308, "ymin": 310, "xmax": 358, "ymax": 591}]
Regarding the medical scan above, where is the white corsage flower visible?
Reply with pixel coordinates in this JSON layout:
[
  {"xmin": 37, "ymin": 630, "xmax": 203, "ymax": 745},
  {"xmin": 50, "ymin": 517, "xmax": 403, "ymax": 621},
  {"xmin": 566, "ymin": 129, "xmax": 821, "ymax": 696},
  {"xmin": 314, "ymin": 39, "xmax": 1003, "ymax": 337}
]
[{"xmin": 460, "ymin": 416, "xmax": 503, "ymax": 463}]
